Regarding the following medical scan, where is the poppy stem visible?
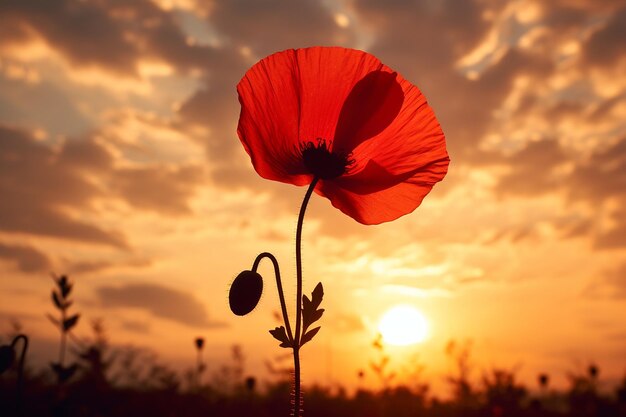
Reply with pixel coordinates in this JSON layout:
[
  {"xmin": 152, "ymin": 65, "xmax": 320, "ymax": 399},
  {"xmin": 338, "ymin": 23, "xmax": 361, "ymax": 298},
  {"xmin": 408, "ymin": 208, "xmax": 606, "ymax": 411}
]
[
  {"xmin": 251, "ymin": 252, "xmax": 294, "ymax": 343},
  {"xmin": 293, "ymin": 177, "xmax": 319, "ymax": 417},
  {"xmin": 11, "ymin": 334, "xmax": 28, "ymax": 417}
]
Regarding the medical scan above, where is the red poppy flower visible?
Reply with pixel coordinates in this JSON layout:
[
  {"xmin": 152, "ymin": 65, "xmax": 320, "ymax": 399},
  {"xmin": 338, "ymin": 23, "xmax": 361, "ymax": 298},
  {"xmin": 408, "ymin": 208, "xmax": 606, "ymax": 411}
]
[{"xmin": 237, "ymin": 47, "xmax": 449, "ymax": 225}]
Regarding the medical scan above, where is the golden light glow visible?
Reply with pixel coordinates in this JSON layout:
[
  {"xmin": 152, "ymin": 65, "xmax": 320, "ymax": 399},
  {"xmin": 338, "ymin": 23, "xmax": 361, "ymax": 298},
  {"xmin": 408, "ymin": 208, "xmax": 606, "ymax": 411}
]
[{"xmin": 377, "ymin": 305, "xmax": 429, "ymax": 346}]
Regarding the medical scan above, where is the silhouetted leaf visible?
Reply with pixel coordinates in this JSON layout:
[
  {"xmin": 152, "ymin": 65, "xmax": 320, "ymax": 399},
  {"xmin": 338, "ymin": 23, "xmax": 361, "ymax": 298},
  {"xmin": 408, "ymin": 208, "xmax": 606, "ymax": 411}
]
[
  {"xmin": 311, "ymin": 308, "xmax": 324, "ymax": 323},
  {"xmin": 61, "ymin": 283, "xmax": 72, "ymax": 298},
  {"xmin": 46, "ymin": 313, "xmax": 60, "ymax": 327},
  {"xmin": 52, "ymin": 290, "xmax": 63, "ymax": 310},
  {"xmin": 300, "ymin": 326, "xmax": 320, "ymax": 346},
  {"xmin": 302, "ymin": 295, "xmax": 312, "ymax": 311},
  {"xmin": 302, "ymin": 282, "xmax": 325, "ymax": 333},
  {"xmin": 269, "ymin": 326, "xmax": 291, "ymax": 348},
  {"xmin": 0, "ymin": 345, "xmax": 14, "ymax": 374},
  {"xmin": 63, "ymin": 314, "xmax": 80, "ymax": 331},
  {"xmin": 311, "ymin": 282, "xmax": 323, "ymax": 308},
  {"xmin": 56, "ymin": 275, "xmax": 72, "ymax": 296}
]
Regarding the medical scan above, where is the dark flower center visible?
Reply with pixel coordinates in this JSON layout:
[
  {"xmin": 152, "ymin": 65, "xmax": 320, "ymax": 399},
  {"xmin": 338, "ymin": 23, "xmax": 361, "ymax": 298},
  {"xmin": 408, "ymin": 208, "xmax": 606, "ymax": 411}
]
[{"xmin": 300, "ymin": 139, "xmax": 352, "ymax": 180}]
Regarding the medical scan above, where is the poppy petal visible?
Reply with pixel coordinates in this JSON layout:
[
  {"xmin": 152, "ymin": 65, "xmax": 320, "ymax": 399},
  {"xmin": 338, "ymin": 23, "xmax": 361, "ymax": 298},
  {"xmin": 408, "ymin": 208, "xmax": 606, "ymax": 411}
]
[
  {"xmin": 336, "ymin": 156, "xmax": 449, "ymax": 195},
  {"xmin": 347, "ymin": 74, "xmax": 448, "ymax": 182},
  {"xmin": 237, "ymin": 47, "xmax": 390, "ymax": 185},
  {"xmin": 316, "ymin": 165, "xmax": 448, "ymax": 225},
  {"xmin": 237, "ymin": 49, "xmax": 309, "ymax": 186},
  {"xmin": 293, "ymin": 47, "xmax": 388, "ymax": 146},
  {"xmin": 333, "ymin": 70, "xmax": 405, "ymax": 153}
]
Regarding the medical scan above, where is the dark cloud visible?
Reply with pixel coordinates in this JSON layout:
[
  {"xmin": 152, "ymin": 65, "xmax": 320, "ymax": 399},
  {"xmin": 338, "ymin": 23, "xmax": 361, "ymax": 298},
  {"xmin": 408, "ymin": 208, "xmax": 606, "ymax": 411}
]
[
  {"xmin": 594, "ymin": 206, "xmax": 626, "ymax": 250},
  {"xmin": 0, "ymin": 123, "xmax": 207, "ymax": 249},
  {"xmin": 0, "ymin": 77, "xmax": 93, "ymax": 137},
  {"xmin": 210, "ymin": 0, "xmax": 354, "ymax": 56},
  {"xmin": 0, "ymin": 242, "xmax": 51, "ymax": 273},
  {"xmin": 581, "ymin": 7, "xmax": 626, "ymax": 68},
  {"xmin": 0, "ymin": 0, "xmax": 138, "ymax": 76},
  {"xmin": 567, "ymin": 137, "xmax": 626, "ymax": 202},
  {"xmin": 0, "ymin": 0, "xmax": 243, "ymax": 77},
  {"xmin": 97, "ymin": 282, "xmax": 223, "ymax": 328},
  {"xmin": 65, "ymin": 258, "xmax": 151, "ymax": 275},
  {"xmin": 0, "ymin": 125, "xmax": 127, "ymax": 248},
  {"xmin": 111, "ymin": 165, "xmax": 205, "ymax": 215},
  {"xmin": 496, "ymin": 140, "xmax": 568, "ymax": 196}
]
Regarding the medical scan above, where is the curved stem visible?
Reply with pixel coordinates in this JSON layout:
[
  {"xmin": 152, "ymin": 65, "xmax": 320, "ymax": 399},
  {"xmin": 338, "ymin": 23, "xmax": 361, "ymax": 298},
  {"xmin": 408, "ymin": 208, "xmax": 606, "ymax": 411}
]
[
  {"xmin": 293, "ymin": 177, "xmax": 319, "ymax": 417},
  {"xmin": 294, "ymin": 178, "xmax": 318, "ymax": 344},
  {"xmin": 252, "ymin": 252, "xmax": 294, "ymax": 343},
  {"xmin": 11, "ymin": 334, "xmax": 28, "ymax": 417}
]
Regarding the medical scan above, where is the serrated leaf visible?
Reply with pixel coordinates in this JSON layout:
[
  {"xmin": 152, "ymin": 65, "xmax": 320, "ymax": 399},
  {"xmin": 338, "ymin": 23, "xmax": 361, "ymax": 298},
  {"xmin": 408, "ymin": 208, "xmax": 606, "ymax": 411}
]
[
  {"xmin": 46, "ymin": 313, "xmax": 60, "ymax": 327},
  {"xmin": 311, "ymin": 282, "xmax": 323, "ymax": 308},
  {"xmin": 269, "ymin": 326, "xmax": 291, "ymax": 348},
  {"xmin": 300, "ymin": 326, "xmax": 320, "ymax": 346},
  {"xmin": 63, "ymin": 314, "xmax": 80, "ymax": 331},
  {"xmin": 302, "ymin": 282, "xmax": 325, "ymax": 333},
  {"xmin": 52, "ymin": 291, "xmax": 63, "ymax": 310},
  {"xmin": 311, "ymin": 308, "xmax": 324, "ymax": 323}
]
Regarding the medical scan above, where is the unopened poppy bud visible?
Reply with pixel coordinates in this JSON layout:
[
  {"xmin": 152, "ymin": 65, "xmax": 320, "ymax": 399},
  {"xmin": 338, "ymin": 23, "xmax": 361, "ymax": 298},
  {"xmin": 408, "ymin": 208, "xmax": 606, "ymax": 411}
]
[
  {"xmin": 0, "ymin": 345, "xmax": 15, "ymax": 374},
  {"xmin": 229, "ymin": 270, "xmax": 263, "ymax": 316}
]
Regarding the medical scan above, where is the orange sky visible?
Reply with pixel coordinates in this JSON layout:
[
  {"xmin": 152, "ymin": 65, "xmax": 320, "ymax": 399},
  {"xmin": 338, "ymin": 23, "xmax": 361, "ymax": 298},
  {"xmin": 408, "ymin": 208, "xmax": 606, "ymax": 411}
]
[{"xmin": 0, "ymin": 0, "xmax": 625, "ymax": 396}]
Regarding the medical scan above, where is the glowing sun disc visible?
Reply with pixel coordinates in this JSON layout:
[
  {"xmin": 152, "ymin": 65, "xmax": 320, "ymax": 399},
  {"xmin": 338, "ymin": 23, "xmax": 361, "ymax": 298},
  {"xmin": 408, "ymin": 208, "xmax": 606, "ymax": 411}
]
[{"xmin": 378, "ymin": 305, "xmax": 429, "ymax": 346}]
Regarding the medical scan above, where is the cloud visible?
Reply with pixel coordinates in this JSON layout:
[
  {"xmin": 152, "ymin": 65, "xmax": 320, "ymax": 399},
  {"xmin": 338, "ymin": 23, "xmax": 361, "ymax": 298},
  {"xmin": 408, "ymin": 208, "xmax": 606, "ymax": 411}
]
[
  {"xmin": 111, "ymin": 165, "xmax": 205, "ymax": 215},
  {"xmin": 0, "ymin": 0, "xmax": 138, "ymax": 76},
  {"xmin": 64, "ymin": 258, "xmax": 152, "ymax": 275},
  {"xmin": 495, "ymin": 139, "xmax": 568, "ymax": 196},
  {"xmin": 0, "ymin": 125, "xmax": 128, "ymax": 248},
  {"xmin": 0, "ymin": 242, "xmax": 51, "ymax": 273},
  {"xmin": 0, "ymin": 0, "xmax": 246, "ymax": 80},
  {"xmin": 0, "ymin": 122, "xmax": 209, "ymax": 252},
  {"xmin": 581, "ymin": 7, "xmax": 626, "ymax": 68},
  {"xmin": 567, "ymin": 137, "xmax": 626, "ymax": 202},
  {"xmin": 210, "ymin": 0, "xmax": 355, "ymax": 57},
  {"xmin": 97, "ymin": 282, "xmax": 224, "ymax": 328}
]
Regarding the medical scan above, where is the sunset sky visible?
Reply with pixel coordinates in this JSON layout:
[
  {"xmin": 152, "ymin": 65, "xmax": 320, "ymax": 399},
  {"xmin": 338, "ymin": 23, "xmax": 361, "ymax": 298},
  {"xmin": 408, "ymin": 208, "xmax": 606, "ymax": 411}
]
[{"xmin": 1, "ymin": 0, "xmax": 625, "ymax": 396}]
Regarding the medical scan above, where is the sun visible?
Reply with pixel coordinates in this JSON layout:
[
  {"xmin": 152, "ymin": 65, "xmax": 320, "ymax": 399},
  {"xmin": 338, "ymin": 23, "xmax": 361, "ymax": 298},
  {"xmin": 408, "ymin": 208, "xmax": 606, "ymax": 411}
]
[{"xmin": 377, "ymin": 305, "xmax": 429, "ymax": 346}]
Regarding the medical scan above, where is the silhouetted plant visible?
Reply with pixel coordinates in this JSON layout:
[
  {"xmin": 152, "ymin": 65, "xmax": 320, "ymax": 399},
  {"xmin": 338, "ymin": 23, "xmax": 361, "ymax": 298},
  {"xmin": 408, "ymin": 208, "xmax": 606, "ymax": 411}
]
[
  {"xmin": 482, "ymin": 368, "xmax": 527, "ymax": 414},
  {"xmin": 212, "ymin": 345, "xmax": 246, "ymax": 395},
  {"xmin": 76, "ymin": 319, "xmax": 114, "ymax": 390},
  {"xmin": 0, "ymin": 334, "xmax": 28, "ymax": 416},
  {"xmin": 567, "ymin": 363, "xmax": 605, "ymax": 416},
  {"xmin": 192, "ymin": 337, "xmax": 206, "ymax": 391},
  {"xmin": 369, "ymin": 333, "xmax": 396, "ymax": 391},
  {"xmin": 401, "ymin": 352, "xmax": 429, "ymax": 399},
  {"xmin": 245, "ymin": 376, "xmax": 256, "ymax": 393},
  {"xmin": 445, "ymin": 339, "xmax": 478, "ymax": 409},
  {"xmin": 48, "ymin": 274, "xmax": 80, "ymax": 384}
]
